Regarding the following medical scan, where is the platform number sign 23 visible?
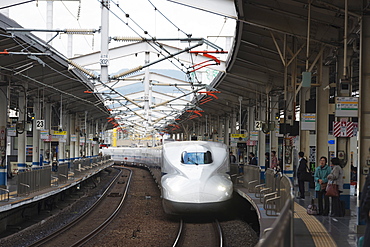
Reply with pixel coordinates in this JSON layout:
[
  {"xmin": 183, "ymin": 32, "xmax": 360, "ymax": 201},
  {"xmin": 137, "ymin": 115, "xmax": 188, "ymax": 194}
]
[{"xmin": 36, "ymin": 120, "xmax": 45, "ymax": 130}]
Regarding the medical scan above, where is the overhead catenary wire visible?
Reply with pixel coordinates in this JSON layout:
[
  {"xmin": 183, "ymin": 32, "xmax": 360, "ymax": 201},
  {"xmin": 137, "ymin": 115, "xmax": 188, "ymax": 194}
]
[
  {"xmin": 146, "ymin": 0, "xmax": 190, "ymax": 37},
  {"xmin": 107, "ymin": 0, "xmax": 191, "ymax": 73},
  {"xmin": 98, "ymin": 0, "xmax": 223, "ymax": 119},
  {"xmin": 0, "ymin": 0, "xmax": 35, "ymax": 10},
  {"xmin": 60, "ymin": 0, "xmax": 94, "ymax": 50}
]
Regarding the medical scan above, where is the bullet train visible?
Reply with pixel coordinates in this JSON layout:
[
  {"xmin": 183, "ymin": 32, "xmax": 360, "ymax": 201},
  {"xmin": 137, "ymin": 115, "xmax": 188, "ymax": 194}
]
[{"xmin": 102, "ymin": 141, "xmax": 233, "ymax": 215}]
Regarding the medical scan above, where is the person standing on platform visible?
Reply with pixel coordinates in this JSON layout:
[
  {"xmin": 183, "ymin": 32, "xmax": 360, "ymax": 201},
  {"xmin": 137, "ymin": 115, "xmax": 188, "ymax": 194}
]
[
  {"xmin": 360, "ymin": 174, "xmax": 370, "ymax": 246},
  {"xmin": 248, "ymin": 152, "xmax": 257, "ymax": 166},
  {"xmin": 271, "ymin": 151, "xmax": 279, "ymax": 171},
  {"xmin": 314, "ymin": 156, "xmax": 331, "ymax": 215},
  {"xmin": 297, "ymin": 151, "xmax": 309, "ymax": 199},
  {"xmin": 327, "ymin": 157, "xmax": 344, "ymax": 217},
  {"xmin": 265, "ymin": 152, "xmax": 270, "ymax": 169},
  {"xmin": 229, "ymin": 151, "xmax": 236, "ymax": 164}
]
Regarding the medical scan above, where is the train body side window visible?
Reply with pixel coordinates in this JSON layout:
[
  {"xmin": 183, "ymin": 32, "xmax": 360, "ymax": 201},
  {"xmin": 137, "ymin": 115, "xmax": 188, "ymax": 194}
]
[{"xmin": 181, "ymin": 151, "xmax": 213, "ymax": 165}]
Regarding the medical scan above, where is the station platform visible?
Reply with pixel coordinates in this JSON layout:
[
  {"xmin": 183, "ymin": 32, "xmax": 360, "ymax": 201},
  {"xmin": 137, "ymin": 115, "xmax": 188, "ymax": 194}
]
[
  {"xmin": 0, "ymin": 161, "xmax": 114, "ymax": 212},
  {"xmin": 235, "ymin": 184, "xmax": 363, "ymax": 247}
]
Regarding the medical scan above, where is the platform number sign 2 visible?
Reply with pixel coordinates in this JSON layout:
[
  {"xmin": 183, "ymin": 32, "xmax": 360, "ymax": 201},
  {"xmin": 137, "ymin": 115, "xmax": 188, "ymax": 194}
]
[
  {"xmin": 255, "ymin": 121, "xmax": 262, "ymax": 131},
  {"xmin": 36, "ymin": 120, "xmax": 45, "ymax": 130}
]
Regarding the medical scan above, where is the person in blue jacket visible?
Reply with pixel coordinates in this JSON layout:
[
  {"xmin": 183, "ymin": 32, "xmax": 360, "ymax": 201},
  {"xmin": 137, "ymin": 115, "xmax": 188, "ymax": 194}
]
[{"xmin": 314, "ymin": 156, "xmax": 331, "ymax": 215}]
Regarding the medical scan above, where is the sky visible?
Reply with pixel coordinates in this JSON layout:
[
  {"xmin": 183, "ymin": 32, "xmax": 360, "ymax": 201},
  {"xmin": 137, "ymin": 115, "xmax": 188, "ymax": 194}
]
[{"xmin": 2, "ymin": 0, "xmax": 236, "ymax": 60}]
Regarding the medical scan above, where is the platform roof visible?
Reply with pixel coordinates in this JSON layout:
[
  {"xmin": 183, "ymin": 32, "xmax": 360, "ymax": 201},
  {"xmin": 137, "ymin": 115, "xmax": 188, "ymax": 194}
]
[
  {"xmin": 0, "ymin": 1, "xmax": 364, "ymax": 135},
  {"xmin": 173, "ymin": 0, "xmax": 362, "ymax": 131},
  {"xmin": 0, "ymin": 14, "xmax": 110, "ymax": 123}
]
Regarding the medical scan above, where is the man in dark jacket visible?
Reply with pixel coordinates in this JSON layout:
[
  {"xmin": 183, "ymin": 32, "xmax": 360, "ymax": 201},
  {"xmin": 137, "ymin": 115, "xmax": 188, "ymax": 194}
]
[
  {"xmin": 297, "ymin": 151, "xmax": 309, "ymax": 199},
  {"xmin": 248, "ymin": 152, "xmax": 257, "ymax": 165}
]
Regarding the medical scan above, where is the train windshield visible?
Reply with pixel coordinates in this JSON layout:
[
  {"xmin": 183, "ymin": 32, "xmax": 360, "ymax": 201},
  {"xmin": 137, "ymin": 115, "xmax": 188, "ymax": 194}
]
[{"xmin": 181, "ymin": 151, "xmax": 213, "ymax": 165}]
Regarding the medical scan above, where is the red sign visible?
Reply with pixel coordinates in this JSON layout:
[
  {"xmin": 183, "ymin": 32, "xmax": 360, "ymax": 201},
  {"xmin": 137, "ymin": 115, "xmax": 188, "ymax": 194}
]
[
  {"xmin": 246, "ymin": 140, "xmax": 257, "ymax": 146},
  {"xmin": 333, "ymin": 121, "xmax": 353, "ymax": 137}
]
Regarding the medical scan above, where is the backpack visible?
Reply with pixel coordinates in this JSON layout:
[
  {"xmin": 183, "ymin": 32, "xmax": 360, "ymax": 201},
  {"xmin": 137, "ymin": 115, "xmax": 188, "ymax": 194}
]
[{"xmin": 307, "ymin": 199, "xmax": 318, "ymax": 215}]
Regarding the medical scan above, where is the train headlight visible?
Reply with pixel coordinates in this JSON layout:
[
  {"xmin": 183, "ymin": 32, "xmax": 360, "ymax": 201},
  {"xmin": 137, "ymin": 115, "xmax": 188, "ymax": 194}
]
[{"xmin": 217, "ymin": 185, "xmax": 226, "ymax": 191}]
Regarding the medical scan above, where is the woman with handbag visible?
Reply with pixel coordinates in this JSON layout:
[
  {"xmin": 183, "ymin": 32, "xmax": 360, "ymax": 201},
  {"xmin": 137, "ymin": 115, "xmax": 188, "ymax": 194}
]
[
  {"xmin": 327, "ymin": 157, "xmax": 344, "ymax": 217},
  {"xmin": 314, "ymin": 156, "xmax": 331, "ymax": 215}
]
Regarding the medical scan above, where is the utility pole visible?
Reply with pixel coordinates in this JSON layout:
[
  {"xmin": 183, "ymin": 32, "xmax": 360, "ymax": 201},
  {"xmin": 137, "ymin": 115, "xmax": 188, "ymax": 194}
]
[{"xmin": 100, "ymin": 0, "xmax": 110, "ymax": 84}]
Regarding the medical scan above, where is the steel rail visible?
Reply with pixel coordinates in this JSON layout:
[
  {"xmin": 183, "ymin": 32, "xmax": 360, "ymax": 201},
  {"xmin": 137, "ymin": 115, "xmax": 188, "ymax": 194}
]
[
  {"xmin": 71, "ymin": 167, "xmax": 133, "ymax": 246},
  {"xmin": 29, "ymin": 166, "xmax": 131, "ymax": 246},
  {"xmin": 172, "ymin": 219, "xmax": 223, "ymax": 247}
]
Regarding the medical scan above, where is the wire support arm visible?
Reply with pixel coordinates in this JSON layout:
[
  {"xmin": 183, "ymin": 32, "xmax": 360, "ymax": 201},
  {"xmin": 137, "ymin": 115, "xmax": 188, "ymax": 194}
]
[{"xmin": 109, "ymin": 42, "xmax": 204, "ymax": 79}]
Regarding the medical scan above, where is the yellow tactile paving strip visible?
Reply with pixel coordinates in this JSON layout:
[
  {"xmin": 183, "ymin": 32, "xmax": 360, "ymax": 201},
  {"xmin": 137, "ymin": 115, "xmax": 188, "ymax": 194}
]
[{"xmin": 294, "ymin": 202, "xmax": 337, "ymax": 247}]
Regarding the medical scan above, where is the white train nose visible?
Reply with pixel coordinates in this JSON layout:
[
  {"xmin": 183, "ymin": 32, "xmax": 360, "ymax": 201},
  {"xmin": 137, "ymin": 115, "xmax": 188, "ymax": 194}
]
[{"xmin": 162, "ymin": 174, "xmax": 233, "ymax": 203}]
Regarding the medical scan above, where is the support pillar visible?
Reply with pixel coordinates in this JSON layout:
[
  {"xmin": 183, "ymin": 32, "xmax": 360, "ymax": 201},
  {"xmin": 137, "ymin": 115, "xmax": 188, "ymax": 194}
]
[
  {"xmin": 258, "ymin": 103, "xmax": 266, "ymax": 179},
  {"xmin": 284, "ymin": 90, "xmax": 295, "ymax": 180},
  {"xmin": 75, "ymin": 114, "xmax": 80, "ymax": 159},
  {"xmin": 336, "ymin": 46, "xmax": 352, "ymax": 212},
  {"xmin": 87, "ymin": 121, "xmax": 92, "ymax": 157},
  {"xmin": 58, "ymin": 110, "xmax": 65, "ymax": 164},
  {"xmin": 100, "ymin": 0, "xmax": 109, "ymax": 84},
  {"xmin": 357, "ymin": 14, "xmax": 370, "ymax": 229},
  {"xmin": 0, "ymin": 86, "xmax": 7, "ymax": 187},
  {"xmin": 43, "ymin": 102, "xmax": 51, "ymax": 165},
  {"xmin": 69, "ymin": 114, "xmax": 75, "ymax": 167},
  {"xmin": 32, "ymin": 97, "xmax": 40, "ymax": 167},
  {"xmin": 270, "ymin": 95, "xmax": 279, "ymax": 155},
  {"xmin": 299, "ymin": 87, "xmax": 310, "ymax": 159},
  {"xmin": 224, "ymin": 115, "xmax": 230, "ymax": 147},
  {"xmin": 17, "ymin": 84, "xmax": 27, "ymax": 172},
  {"xmin": 316, "ymin": 66, "xmax": 329, "ymax": 163},
  {"xmin": 231, "ymin": 111, "xmax": 236, "ymax": 134},
  {"xmin": 94, "ymin": 121, "xmax": 99, "ymax": 156},
  {"xmin": 46, "ymin": 1, "xmax": 53, "ymax": 43},
  {"xmin": 218, "ymin": 116, "xmax": 223, "ymax": 143},
  {"xmin": 248, "ymin": 106, "xmax": 255, "ymax": 154}
]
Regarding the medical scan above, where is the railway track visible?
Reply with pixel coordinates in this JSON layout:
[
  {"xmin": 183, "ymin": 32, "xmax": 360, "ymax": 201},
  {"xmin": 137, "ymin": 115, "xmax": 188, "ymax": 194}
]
[
  {"xmin": 173, "ymin": 219, "xmax": 223, "ymax": 247},
  {"xmin": 29, "ymin": 166, "xmax": 132, "ymax": 247}
]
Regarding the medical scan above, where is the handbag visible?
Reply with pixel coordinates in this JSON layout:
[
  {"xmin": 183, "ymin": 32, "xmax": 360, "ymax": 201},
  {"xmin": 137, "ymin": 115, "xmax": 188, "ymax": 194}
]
[
  {"xmin": 307, "ymin": 199, "xmax": 318, "ymax": 215},
  {"xmin": 326, "ymin": 182, "xmax": 339, "ymax": 197}
]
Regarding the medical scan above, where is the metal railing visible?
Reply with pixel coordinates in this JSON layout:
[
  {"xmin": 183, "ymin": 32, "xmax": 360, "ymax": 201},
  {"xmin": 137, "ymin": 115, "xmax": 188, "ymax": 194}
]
[
  {"xmin": 256, "ymin": 197, "xmax": 294, "ymax": 247},
  {"xmin": 255, "ymin": 168, "xmax": 277, "ymax": 199},
  {"xmin": 241, "ymin": 167, "xmax": 294, "ymax": 247},
  {"xmin": 0, "ymin": 188, "xmax": 9, "ymax": 201},
  {"xmin": 72, "ymin": 155, "xmax": 111, "ymax": 175},
  {"xmin": 243, "ymin": 165, "xmax": 261, "ymax": 193},
  {"xmin": 57, "ymin": 163, "xmax": 69, "ymax": 184},
  {"xmin": 17, "ymin": 166, "xmax": 52, "ymax": 196},
  {"xmin": 17, "ymin": 155, "xmax": 112, "ymax": 197}
]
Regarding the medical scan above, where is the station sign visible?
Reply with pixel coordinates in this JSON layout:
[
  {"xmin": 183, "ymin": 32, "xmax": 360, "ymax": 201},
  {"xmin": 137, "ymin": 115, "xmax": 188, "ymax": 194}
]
[
  {"xmin": 301, "ymin": 113, "xmax": 316, "ymax": 130},
  {"xmin": 7, "ymin": 125, "xmax": 16, "ymax": 137},
  {"xmin": 53, "ymin": 130, "xmax": 67, "ymax": 135},
  {"xmin": 335, "ymin": 97, "xmax": 358, "ymax": 117},
  {"xmin": 40, "ymin": 129, "xmax": 49, "ymax": 140},
  {"xmin": 70, "ymin": 134, "xmax": 77, "ymax": 142},
  {"xmin": 230, "ymin": 134, "xmax": 246, "ymax": 138},
  {"xmin": 230, "ymin": 133, "xmax": 247, "ymax": 147},
  {"xmin": 249, "ymin": 131, "xmax": 259, "ymax": 141}
]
